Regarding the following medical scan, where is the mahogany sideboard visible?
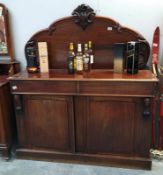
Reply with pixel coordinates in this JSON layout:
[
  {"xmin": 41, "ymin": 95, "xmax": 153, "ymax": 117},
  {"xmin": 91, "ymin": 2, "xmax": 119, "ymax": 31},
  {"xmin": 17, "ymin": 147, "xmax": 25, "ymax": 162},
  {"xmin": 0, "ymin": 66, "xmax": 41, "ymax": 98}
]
[
  {"xmin": 8, "ymin": 4, "xmax": 159, "ymax": 169},
  {"xmin": 9, "ymin": 69, "xmax": 158, "ymax": 169},
  {"xmin": 0, "ymin": 76, "xmax": 15, "ymax": 159}
]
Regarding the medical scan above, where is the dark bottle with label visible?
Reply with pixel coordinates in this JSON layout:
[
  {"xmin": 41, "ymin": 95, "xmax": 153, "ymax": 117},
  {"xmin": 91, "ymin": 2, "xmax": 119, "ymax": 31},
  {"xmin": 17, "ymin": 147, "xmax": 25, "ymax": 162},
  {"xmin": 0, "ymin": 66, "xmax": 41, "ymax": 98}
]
[
  {"xmin": 67, "ymin": 43, "xmax": 75, "ymax": 74},
  {"xmin": 88, "ymin": 41, "xmax": 94, "ymax": 69},
  {"xmin": 76, "ymin": 43, "xmax": 83, "ymax": 74},
  {"xmin": 83, "ymin": 43, "xmax": 90, "ymax": 72},
  {"xmin": 25, "ymin": 40, "xmax": 39, "ymax": 73},
  {"xmin": 126, "ymin": 41, "xmax": 139, "ymax": 74}
]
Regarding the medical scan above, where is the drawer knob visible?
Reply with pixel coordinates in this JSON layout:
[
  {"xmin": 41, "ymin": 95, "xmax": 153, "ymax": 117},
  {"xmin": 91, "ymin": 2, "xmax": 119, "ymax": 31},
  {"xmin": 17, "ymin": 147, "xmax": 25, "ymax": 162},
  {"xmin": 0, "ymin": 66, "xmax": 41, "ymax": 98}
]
[{"xmin": 12, "ymin": 85, "xmax": 18, "ymax": 90}]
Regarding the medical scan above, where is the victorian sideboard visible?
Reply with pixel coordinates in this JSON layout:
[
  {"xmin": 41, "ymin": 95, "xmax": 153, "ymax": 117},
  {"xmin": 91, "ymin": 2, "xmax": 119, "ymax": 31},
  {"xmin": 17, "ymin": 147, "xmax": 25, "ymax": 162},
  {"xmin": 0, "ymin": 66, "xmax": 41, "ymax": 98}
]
[
  {"xmin": 9, "ymin": 70, "xmax": 158, "ymax": 169},
  {"xmin": 9, "ymin": 4, "xmax": 158, "ymax": 170}
]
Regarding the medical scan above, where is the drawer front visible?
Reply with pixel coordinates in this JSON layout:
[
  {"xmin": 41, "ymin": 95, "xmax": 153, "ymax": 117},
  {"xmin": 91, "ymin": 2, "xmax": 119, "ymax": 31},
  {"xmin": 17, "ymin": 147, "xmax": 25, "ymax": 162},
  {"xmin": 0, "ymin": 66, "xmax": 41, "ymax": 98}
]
[
  {"xmin": 79, "ymin": 81, "xmax": 156, "ymax": 96},
  {"xmin": 10, "ymin": 80, "xmax": 77, "ymax": 94},
  {"xmin": 10, "ymin": 80, "xmax": 156, "ymax": 97}
]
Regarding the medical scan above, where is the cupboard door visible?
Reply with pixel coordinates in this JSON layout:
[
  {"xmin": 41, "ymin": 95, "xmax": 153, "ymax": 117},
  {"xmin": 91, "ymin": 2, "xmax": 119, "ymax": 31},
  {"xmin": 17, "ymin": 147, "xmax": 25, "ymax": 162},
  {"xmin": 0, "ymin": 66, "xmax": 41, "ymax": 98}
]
[
  {"xmin": 16, "ymin": 95, "xmax": 74, "ymax": 152},
  {"xmin": 0, "ymin": 102, "xmax": 5, "ymax": 144},
  {"xmin": 0, "ymin": 86, "xmax": 8, "ymax": 144},
  {"xmin": 75, "ymin": 96, "xmax": 151, "ymax": 156},
  {"xmin": 0, "ymin": 84, "xmax": 13, "ymax": 144}
]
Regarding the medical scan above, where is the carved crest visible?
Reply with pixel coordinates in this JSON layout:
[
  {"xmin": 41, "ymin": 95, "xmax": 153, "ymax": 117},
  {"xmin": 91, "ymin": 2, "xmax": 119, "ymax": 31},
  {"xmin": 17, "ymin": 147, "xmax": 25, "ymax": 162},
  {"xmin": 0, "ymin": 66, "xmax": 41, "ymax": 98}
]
[{"xmin": 72, "ymin": 4, "xmax": 95, "ymax": 30}]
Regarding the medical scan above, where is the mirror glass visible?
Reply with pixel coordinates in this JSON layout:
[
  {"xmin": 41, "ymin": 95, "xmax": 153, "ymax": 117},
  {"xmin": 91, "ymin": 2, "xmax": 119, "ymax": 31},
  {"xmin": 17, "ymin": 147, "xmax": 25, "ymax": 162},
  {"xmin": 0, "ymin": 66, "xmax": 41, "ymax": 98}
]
[{"xmin": 0, "ymin": 5, "xmax": 8, "ymax": 55}]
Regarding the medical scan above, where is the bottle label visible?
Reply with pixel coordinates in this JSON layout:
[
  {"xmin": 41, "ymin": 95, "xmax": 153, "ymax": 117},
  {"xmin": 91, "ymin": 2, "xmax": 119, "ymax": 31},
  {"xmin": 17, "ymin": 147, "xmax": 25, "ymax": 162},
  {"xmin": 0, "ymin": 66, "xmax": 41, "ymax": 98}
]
[
  {"xmin": 74, "ymin": 58, "xmax": 77, "ymax": 70},
  {"xmin": 83, "ymin": 57, "xmax": 89, "ymax": 71},
  {"xmin": 84, "ymin": 57, "xmax": 89, "ymax": 63},
  {"xmin": 68, "ymin": 61, "xmax": 74, "ymax": 70},
  {"xmin": 68, "ymin": 59, "xmax": 74, "ymax": 74},
  {"xmin": 76, "ymin": 57, "xmax": 83, "ymax": 71},
  {"xmin": 90, "ymin": 55, "xmax": 94, "ymax": 64}
]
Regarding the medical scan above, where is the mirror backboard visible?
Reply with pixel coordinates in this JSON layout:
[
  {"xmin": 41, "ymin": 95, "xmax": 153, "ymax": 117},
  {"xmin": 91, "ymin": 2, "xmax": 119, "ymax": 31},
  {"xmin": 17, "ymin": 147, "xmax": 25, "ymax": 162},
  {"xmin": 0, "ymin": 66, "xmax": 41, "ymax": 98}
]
[{"xmin": 0, "ymin": 3, "xmax": 14, "ymax": 59}]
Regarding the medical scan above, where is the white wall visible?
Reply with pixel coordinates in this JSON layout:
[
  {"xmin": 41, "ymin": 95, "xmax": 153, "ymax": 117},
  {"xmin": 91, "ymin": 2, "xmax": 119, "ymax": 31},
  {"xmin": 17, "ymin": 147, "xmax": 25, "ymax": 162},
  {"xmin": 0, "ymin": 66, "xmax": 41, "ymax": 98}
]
[{"xmin": 0, "ymin": 0, "xmax": 163, "ymax": 69}]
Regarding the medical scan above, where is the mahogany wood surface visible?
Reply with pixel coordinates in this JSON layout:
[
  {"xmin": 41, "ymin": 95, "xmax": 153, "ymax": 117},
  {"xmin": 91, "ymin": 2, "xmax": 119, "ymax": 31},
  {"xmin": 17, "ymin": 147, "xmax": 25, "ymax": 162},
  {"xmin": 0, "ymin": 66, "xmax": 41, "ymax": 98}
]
[
  {"xmin": 10, "ymin": 6, "xmax": 157, "ymax": 169},
  {"xmin": 0, "ymin": 75, "xmax": 8, "ymax": 86},
  {"xmin": 0, "ymin": 4, "xmax": 20, "ymax": 160},
  {"xmin": 10, "ymin": 70, "xmax": 157, "ymax": 98},
  {"xmin": 16, "ymin": 95, "xmax": 75, "ymax": 152},
  {"xmin": 9, "ymin": 69, "xmax": 158, "ymax": 169},
  {"xmin": 75, "ymin": 96, "xmax": 151, "ymax": 157},
  {"xmin": 0, "ymin": 77, "xmax": 15, "ymax": 159},
  {"xmin": 16, "ymin": 148, "xmax": 151, "ymax": 170},
  {"xmin": 27, "ymin": 16, "xmax": 150, "ymax": 70},
  {"xmin": 9, "ymin": 69, "xmax": 157, "ymax": 81},
  {"xmin": 0, "ymin": 61, "xmax": 20, "ymax": 75},
  {"xmin": 0, "ymin": 63, "xmax": 20, "ymax": 159}
]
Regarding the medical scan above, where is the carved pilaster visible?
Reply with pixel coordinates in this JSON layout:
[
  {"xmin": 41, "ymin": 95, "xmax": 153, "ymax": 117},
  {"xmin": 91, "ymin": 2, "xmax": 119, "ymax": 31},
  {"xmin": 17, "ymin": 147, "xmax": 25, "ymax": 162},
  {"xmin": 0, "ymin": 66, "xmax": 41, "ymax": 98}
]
[{"xmin": 143, "ymin": 98, "xmax": 151, "ymax": 119}]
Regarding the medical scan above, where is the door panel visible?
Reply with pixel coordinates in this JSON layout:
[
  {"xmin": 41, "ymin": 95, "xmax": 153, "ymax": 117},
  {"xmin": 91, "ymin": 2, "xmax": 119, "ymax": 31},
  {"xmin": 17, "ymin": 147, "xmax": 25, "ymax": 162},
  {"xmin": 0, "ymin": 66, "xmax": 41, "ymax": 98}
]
[
  {"xmin": 75, "ymin": 96, "xmax": 147, "ymax": 155},
  {"xmin": 86, "ymin": 97, "xmax": 135, "ymax": 154},
  {"xmin": 0, "ymin": 103, "xmax": 5, "ymax": 143},
  {"xmin": 17, "ymin": 95, "xmax": 74, "ymax": 152}
]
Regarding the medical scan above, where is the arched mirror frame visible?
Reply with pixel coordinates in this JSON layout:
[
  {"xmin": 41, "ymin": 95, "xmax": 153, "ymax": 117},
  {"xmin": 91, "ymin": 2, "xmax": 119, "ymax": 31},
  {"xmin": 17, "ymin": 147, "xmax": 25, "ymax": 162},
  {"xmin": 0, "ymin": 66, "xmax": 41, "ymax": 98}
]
[
  {"xmin": 26, "ymin": 4, "xmax": 150, "ymax": 70},
  {"xmin": 0, "ymin": 3, "xmax": 14, "ymax": 60}
]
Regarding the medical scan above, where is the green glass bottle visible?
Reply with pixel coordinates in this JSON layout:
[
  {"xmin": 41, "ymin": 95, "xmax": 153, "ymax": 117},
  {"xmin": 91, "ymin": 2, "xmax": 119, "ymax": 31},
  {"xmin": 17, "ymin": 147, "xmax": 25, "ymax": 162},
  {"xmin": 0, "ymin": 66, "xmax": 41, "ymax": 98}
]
[{"xmin": 67, "ymin": 43, "xmax": 75, "ymax": 74}]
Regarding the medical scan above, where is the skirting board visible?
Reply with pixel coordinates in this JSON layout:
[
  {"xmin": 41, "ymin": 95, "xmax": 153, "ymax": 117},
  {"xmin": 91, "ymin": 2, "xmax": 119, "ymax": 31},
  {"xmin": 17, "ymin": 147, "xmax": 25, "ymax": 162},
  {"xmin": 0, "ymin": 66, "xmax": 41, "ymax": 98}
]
[{"xmin": 16, "ymin": 148, "xmax": 152, "ymax": 170}]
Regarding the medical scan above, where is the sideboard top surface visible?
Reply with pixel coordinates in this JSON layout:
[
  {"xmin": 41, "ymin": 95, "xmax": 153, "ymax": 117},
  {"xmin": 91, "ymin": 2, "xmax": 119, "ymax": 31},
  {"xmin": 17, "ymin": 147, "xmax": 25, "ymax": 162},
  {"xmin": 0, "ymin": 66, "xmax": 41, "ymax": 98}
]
[{"xmin": 8, "ymin": 70, "xmax": 158, "ymax": 82}]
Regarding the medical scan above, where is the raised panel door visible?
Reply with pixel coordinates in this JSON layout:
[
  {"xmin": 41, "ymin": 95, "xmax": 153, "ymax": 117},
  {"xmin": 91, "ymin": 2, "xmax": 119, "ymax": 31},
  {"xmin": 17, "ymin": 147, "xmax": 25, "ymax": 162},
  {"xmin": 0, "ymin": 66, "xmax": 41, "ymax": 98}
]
[
  {"xmin": 75, "ymin": 96, "xmax": 151, "ymax": 156},
  {"xmin": 16, "ymin": 95, "xmax": 74, "ymax": 152}
]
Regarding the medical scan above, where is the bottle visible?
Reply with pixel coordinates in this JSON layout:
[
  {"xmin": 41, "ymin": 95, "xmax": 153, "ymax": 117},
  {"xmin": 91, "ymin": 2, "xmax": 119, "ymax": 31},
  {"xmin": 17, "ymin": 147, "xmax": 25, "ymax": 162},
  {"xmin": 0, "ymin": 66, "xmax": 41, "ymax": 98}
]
[
  {"xmin": 26, "ymin": 49, "xmax": 39, "ymax": 73},
  {"xmin": 88, "ymin": 41, "xmax": 94, "ymax": 69},
  {"xmin": 126, "ymin": 41, "xmax": 139, "ymax": 74},
  {"xmin": 76, "ymin": 43, "xmax": 83, "ymax": 74},
  {"xmin": 25, "ymin": 40, "xmax": 39, "ymax": 73},
  {"xmin": 74, "ymin": 55, "xmax": 77, "ymax": 73},
  {"xmin": 83, "ymin": 43, "xmax": 90, "ymax": 72},
  {"xmin": 67, "ymin": 42, "xmax": 75, "ymax": 74}
]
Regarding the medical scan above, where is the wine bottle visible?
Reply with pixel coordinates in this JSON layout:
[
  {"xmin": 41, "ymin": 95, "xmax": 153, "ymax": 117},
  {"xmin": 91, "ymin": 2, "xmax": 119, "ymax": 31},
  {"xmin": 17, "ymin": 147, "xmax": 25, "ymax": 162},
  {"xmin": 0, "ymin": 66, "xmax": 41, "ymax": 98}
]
[
  {"xmin": 83, "ymin": 43, "xmax": 90, "ymax": 72},
  {"xmin": 76, "ymin": 43, "xmax": 83, "ymax": 74},
  {"xmin": 88, "ymin": 41, "xmax": 94, "ymax": 69},
  {"xmin": 67, "ymin": 42, "xmax": 75, "ymax": 74},
  {"xmin": 74, "ymin": 54, "xmax": 77, "ymax": 73},
  {"xmin": 126, "ymin": 41, "xmax": 139, "ymax": 74},
  {"xmin": 25, "ymin": 40, "xmax": 39, "ymax": 73}
]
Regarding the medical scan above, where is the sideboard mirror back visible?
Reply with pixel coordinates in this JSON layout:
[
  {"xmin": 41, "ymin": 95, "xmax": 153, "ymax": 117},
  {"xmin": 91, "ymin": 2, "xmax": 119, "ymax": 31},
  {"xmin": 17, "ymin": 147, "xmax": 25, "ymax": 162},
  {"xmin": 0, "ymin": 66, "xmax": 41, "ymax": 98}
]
[{"xmin": 26, "ymin": 4, "xmax": 150, "ymax": 70}]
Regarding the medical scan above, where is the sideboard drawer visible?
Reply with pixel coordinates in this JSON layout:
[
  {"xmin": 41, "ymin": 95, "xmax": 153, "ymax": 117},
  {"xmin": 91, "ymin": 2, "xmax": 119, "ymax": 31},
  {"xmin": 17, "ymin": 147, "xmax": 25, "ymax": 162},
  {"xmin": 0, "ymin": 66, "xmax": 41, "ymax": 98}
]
[
  {"xmin": 10, "ymin": 80, "xmax": 77, "ymax": 94},
  {"xmin": 79, "ymin": 81, "xmax": 156, "ymax": 96},
  {"xmin": 10, "ymin": 80, "xmax": 156, "ymax": 97}
]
